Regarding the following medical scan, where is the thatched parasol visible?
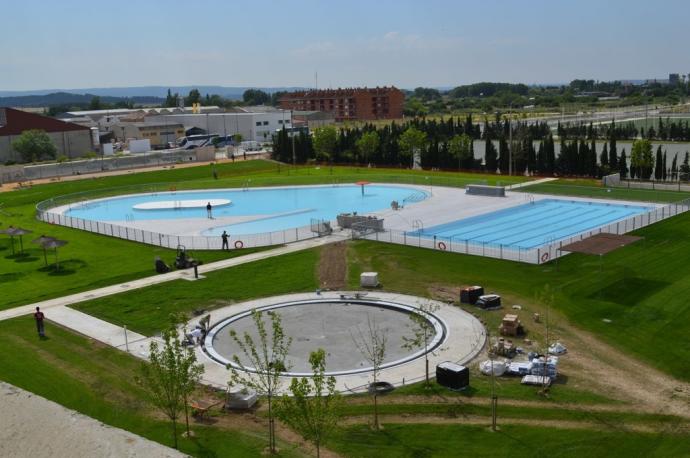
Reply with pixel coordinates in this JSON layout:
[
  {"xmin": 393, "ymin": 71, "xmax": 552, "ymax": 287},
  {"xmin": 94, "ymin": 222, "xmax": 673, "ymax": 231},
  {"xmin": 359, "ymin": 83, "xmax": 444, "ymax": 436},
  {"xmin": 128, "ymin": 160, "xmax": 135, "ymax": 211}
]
[
  {"xmin": 32, "ymin": 235, "xmax": 57, "ymax": 266},
  {"xmin": 42, "ymin": 238, "xmax": 68, "ymax": 270}
]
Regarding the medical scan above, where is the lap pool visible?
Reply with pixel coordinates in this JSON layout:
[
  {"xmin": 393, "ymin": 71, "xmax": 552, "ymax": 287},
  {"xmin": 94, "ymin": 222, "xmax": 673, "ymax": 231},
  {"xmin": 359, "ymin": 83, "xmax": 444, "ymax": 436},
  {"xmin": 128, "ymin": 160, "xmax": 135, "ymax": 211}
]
[
  {"xmin": 411, "ymin": 198, "xmax": 652, "ymax": 249},
  {"xmin": 64, "ymin": 185, "xmax": 426, "ymax": 235}
]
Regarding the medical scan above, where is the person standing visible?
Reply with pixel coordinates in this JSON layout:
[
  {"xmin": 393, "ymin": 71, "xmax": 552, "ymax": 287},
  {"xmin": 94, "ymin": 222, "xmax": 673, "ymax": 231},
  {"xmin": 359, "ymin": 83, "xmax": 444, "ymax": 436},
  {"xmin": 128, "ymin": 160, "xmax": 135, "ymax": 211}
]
[
  {"xmin": 206, "ymin": 202, "xmax": 212, "ymax": 219},
  {"xmin": 34, "ymin": 306, "xmax": 45, "ymax": 338},
  {"xmin": 221, "ymin": 230, "xmax": 229, "ymax": 250}
]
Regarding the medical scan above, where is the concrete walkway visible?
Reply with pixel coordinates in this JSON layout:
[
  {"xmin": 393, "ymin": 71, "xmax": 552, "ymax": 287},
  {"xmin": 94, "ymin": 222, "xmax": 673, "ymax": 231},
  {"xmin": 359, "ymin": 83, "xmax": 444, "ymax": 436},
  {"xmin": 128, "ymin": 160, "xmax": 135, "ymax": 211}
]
[
  {"xmin": 0, "ymin": 231, "xmax": 350, "ymax": 323},
  {"xmin": 506, "ymin": 177, "xmax": 558, "ymax": 189}
]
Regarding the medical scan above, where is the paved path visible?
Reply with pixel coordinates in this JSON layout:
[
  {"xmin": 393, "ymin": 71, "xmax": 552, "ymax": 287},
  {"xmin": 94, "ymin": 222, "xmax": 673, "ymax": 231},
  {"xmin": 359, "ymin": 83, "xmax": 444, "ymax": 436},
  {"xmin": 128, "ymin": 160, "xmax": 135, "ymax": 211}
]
[
  {"xmin": 506, "ymin": 177, "xmax": 558, "ymax": 189},
  {"xmin": 0, "ymin": 382, "xmax": 187, "ymax": 458},
  {"xmin": 0, "ymin": 232, "xmax": 350, "ymax": 322}
]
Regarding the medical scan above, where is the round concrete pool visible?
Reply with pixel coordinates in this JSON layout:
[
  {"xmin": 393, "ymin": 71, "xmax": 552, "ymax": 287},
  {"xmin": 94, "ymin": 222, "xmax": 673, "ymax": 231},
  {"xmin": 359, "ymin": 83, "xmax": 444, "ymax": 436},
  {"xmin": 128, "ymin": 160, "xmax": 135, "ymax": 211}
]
[{"xmin": 204, "ymin": 297, "xmax": 447, "ymax": 376}]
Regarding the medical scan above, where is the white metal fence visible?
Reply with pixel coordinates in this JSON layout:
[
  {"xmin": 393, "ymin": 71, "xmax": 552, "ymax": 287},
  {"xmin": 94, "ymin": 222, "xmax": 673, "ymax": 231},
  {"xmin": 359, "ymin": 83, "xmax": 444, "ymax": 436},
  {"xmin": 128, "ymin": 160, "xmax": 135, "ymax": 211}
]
[
  {"xmin": 355, "ymin": 198, "xmax": 690, "ymax": 264},
  {"xmin": 37, "ymin": 209, "xmax": 323, "ymax": 250}
]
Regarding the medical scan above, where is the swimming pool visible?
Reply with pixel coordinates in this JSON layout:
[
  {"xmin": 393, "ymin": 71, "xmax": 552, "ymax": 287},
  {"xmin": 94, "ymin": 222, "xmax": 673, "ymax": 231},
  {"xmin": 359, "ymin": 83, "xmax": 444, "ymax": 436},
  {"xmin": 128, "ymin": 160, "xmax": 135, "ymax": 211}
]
[
  {"xmin": 411, "ymin": 198, "xmax": 652, "ymax": 249},
  {"xmin": 64, "ymin": 185, "xmax": 426, "ymax": 235}
]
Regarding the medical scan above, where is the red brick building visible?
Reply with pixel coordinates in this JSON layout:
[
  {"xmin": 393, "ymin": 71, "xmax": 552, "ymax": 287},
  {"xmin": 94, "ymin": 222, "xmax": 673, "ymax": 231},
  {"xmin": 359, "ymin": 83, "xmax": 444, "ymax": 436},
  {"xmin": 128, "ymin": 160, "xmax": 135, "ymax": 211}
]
[{"xmin": 279, "ymin": 86, "xmax": 404, "ymax": 121}]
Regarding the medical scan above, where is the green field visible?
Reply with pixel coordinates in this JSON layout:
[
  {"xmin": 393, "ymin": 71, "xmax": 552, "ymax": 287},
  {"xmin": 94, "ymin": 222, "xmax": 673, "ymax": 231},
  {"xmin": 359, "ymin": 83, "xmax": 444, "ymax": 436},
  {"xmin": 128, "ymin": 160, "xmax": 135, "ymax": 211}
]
[
  {"xmin": 0, "ymin": 160, "xmax": 529, "ymax": 309},
  {"xmin": 3, "ymin": 161, "xmax": 690, "ymax": 456}
]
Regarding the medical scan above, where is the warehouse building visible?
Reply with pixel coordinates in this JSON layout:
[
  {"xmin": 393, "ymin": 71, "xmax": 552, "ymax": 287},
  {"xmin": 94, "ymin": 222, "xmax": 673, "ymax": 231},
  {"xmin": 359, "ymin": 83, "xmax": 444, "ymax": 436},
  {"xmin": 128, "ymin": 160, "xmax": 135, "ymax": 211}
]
[{"xmin": 0, "ymin": 107, "xmax": 93, "ymax": 163}]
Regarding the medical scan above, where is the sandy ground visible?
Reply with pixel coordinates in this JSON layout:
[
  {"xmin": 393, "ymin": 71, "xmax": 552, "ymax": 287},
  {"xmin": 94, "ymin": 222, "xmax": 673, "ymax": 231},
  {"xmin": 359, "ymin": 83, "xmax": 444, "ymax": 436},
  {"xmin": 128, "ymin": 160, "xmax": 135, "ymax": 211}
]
[
  {"xmin": 0, "ymin": 382, "xmax": 187, "ymax": 458},
  {"xmin": 318, "ymin": 241, "xmax": 348, "ymax": 289}
]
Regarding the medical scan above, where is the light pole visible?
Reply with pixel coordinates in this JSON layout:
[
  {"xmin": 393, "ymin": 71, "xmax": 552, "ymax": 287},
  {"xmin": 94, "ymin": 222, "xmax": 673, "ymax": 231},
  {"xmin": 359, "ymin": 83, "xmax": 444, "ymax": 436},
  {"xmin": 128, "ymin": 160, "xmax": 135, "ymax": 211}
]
[{"xmin": 508, "ymin": 103, "xmax": 513, "ymax": 176}]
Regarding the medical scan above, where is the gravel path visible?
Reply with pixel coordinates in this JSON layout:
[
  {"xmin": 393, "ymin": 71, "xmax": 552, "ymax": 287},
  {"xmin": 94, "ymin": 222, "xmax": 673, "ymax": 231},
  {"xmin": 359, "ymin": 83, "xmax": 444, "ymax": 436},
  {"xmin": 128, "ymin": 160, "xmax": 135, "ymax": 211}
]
[{"xmin": 0, "ymin": 382, "xmax": 187, "ymax": 458}]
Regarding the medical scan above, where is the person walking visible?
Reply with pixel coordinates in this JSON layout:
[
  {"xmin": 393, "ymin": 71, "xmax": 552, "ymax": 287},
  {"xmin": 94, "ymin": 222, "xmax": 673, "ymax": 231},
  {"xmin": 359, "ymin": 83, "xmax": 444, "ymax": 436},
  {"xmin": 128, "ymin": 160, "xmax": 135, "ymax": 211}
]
[
  {"xmin": 206, "ymin": 202, "xmax": 212, "ymax": 219},
  {"xmin": 221, "ymin": 230, "xmax": 229, "ymax": 250},
  {"xmin": 34, "ymin": 306, "xmax": 45, "ymax": 338}
]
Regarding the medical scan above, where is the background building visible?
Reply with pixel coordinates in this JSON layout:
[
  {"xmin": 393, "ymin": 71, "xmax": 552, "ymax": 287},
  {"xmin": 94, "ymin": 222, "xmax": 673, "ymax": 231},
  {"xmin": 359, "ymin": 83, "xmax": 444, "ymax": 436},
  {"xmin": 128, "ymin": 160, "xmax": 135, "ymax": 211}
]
[
  {"xmin": 279, "ymin": 87, "xmax": 404, "ymax": 121},
  {"xmin": 145, "ymin": 110, "xmax": 291, "ymax": 143},
  {"xmin": 111, "ymin": 122, "xmax": 185, "ymax": 148},
  {"xmin": 0, "ymin": 107, "xmax": 93, "ymax": 162}
]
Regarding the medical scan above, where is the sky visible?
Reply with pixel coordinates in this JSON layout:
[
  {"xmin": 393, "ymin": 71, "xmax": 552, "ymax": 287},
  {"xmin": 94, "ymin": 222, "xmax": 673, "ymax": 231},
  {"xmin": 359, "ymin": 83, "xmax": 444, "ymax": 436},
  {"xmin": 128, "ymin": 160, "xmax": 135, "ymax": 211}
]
[{"xmin": 1, "ymin": 0, "xmax": 688, "ymax": 91}]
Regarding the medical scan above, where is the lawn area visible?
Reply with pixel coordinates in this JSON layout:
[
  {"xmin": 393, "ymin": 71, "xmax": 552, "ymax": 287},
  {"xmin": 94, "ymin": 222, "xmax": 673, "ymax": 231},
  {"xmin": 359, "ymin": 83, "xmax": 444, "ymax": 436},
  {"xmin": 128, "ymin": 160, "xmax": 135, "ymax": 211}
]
[
  {"xmin": 328, "ymin": 423, "xmax": 690, "ymax": 458},
  {"xmin": 74, "ymin": 248, "xmax": 320, "ymax": 335},
  {"xmin": 0, "ymin": 159, "xmax": 529, "ymax": 309},
  {"xmin": 0, "ymin": 317, "xmax": 306, "ymax": 457},
  {"xmin": 347, "ymin": 208, "xmax": 690, "ymax": 382},
  {"xmin": 520, "ymin": 178, "xmax": 690, "ymax": 203}
]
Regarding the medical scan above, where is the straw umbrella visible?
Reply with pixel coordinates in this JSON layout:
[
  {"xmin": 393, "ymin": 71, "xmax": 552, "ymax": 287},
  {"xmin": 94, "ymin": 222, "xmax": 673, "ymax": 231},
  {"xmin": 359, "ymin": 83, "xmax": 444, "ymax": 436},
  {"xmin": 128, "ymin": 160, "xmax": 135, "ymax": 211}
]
[
  {"xmin": 32, "ymin": 235, "xmax": 56, "ymax": 266},
  {"xmin": 42, "ymin": 239, "xmax": 68, "ymax": 270},
  {"xmin": 7, "ymin": 226, "xmax": 33, "ymax": 254}
]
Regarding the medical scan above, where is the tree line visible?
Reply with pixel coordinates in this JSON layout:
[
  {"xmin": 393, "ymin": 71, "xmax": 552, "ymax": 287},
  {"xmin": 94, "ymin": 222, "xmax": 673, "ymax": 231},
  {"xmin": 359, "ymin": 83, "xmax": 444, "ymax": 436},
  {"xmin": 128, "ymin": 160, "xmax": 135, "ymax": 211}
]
[
  {"xmin": 271, "ymin": 116, "xmax": 690, "ymax": 181},
  {"xmin": 557, "ymin": 118, "xmax": 690, "ymax": 142}
]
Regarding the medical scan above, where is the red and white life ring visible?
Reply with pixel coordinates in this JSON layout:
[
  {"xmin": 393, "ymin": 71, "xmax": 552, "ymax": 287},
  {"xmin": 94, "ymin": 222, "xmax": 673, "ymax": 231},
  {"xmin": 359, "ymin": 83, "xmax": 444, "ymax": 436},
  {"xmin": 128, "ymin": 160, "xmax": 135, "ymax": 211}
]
[
  {"xmin": 234, "ymin": 240, "xmax": 244, "ymax": 249},
  {"xmin": 437, "ymin": 241, "xmax": 447, "ymax": 251},
  {"xmin": 541, "ymin": 252, "xmax": 550, "ymax": 263}
]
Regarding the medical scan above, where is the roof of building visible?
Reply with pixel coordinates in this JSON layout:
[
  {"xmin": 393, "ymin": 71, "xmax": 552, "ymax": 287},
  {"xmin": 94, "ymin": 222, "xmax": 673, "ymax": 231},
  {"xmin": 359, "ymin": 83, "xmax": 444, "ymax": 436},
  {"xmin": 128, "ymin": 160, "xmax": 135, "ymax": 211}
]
[
  {"xmin": 559, "ymin": 233, "xmax": 643, "ymax": 256},
  {"xmin": 0, "ymin": 107, "xmax": 90, "ymax": 136},
  {"xmin": 280, "ymin": 86, "xmax": 403, "ymax": 101}
]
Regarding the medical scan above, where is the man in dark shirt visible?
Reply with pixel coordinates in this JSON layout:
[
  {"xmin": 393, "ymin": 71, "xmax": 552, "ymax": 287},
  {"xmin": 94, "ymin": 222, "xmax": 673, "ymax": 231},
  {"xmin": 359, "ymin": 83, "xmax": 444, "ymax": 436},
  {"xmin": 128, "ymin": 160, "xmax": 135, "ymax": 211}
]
[
  {"xmin": 221, "ymin": 231, "xmax": 229, "ymax": 250},
  {"xmin": 206, "ymin": 202, "xmax": 213, "ymax": 219},
  {"xmin": 34, "ymin": 306, "xmax": 45, "ymax": 338}
]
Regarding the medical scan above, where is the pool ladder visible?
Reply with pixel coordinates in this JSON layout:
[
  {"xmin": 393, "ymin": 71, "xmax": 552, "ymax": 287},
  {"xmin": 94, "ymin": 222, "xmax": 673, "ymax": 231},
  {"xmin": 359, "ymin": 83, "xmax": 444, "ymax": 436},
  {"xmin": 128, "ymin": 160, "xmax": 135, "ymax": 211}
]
[{"xmin": 412, "ymin": 219, "xmax": 424, "ymax": 233}]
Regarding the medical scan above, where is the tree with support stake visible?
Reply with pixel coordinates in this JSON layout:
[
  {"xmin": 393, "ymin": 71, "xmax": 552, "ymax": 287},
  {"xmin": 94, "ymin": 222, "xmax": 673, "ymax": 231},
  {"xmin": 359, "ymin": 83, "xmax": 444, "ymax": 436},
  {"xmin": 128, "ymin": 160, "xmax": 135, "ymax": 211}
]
[
  {"xmin": 402, "ymin": 300, "xmax": 440, "ymax": 388},
  {"xmin": 228, "ymin": 309, "xmax": 292, "ymax": 454},
  {"xmin": 351, "ymin": 315, "xmax": 387, "ymax": 431}
]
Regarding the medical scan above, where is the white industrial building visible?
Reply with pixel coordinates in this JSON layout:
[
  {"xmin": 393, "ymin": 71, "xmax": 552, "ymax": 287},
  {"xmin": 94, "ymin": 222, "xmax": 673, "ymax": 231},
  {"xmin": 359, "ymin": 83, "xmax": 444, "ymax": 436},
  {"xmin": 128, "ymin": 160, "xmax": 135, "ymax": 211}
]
[{"xmin": 145, "ymin": 110, "xmax": 292, "ymax": 143}]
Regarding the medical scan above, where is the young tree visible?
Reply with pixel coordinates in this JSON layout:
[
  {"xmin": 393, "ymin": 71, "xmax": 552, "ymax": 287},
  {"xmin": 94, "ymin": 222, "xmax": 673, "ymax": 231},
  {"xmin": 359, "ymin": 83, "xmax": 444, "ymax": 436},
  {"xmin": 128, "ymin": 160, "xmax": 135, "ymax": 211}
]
[
  {"xmin": 228, "ymin": 310, "xmax": 292, "ymax": 454},
  {"xmin": 398, "ymin": 126, "xmax": 427, "ymax": 169},
  {"xmin": 356, "ymin": 131, "xmax": 380, "ymax": 164},
  {"xmin": 351, "ymin": 316, "xmax": 387, "ymax": 431},
  {"xmin": 185, "ymin": 89, "xmax": 202, "ymax": 106},
  {"xmin": 448, "ymin": 133, "xmax": 474, "ymax": 169},
  {"xmin": 276, "ymin": 349, "xmax": 341, "ymax": 458},
  {"xmin": 89, "ymin": 96, "xmax": 102, "ymax": 110},
  {"xmin": 12, "ymin": 129, "xmax": 57, "ymax": 162},
  {"xmin": 312, "ymin": 125, "xmax": 338, "ymax": 162},
  {"xmin": 136, "ymin": 318, "xmax": 204, "ymax": 449},
  {"xmin": 402, "ymin": 301, "xmax": 440, "ymax": 387}
]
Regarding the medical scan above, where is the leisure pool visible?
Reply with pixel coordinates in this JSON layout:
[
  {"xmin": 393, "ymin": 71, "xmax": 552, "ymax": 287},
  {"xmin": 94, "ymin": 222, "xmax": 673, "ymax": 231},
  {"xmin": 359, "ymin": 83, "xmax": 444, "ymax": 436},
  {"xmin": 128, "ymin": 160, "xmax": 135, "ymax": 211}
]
[{"xmin": 64, "ymin": 185, "xmax": 427, "ymax": 235}]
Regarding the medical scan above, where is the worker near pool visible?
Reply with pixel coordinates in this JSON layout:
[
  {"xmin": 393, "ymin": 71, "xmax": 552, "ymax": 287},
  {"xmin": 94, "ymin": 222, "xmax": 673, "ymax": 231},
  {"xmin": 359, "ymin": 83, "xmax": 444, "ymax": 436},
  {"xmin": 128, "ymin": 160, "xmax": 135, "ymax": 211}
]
[
  {"xmin": 221, "ymin": 231, "xmax": 229, "ymax": 250},
  {"xmin": 206, "ymin": 202, "xmax": 212, "ymax": 219},
  {"xmin": 186, "ymin": 325, "xmax": 204, "ymax": 345}
]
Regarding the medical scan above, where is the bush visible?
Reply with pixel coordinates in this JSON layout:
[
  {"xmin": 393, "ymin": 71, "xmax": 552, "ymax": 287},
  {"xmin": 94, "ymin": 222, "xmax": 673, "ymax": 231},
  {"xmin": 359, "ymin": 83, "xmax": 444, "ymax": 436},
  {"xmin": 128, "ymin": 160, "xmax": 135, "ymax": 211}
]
[{"xmin": 12, "ymin": 129, "xmax": 57, "ymax": 163}]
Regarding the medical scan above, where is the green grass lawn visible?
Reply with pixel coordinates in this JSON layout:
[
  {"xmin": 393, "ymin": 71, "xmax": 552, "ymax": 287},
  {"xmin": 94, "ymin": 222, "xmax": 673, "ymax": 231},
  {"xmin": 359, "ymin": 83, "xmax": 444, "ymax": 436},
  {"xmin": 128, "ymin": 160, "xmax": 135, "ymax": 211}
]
[
  {"xmin": 0, "ymin": 317, "xmax": 306, "ymax": 457},
  {"xmin": 347, "ymin": 208, "xmax": 690, "ymax": 382},
  {"xmin": 0, "ymin": 159, "xmax": 529, "ymax": 309},
  {"xmin": 328, "ymin": 423, "xmax": 690, "ymax": 458},
  {"xmin": 520, "ymin": 178, "xmax": 690, "ymax": 203},
  {"xmin": 74, "ymin": 248, "xmax": 320, "ymax": 335}
]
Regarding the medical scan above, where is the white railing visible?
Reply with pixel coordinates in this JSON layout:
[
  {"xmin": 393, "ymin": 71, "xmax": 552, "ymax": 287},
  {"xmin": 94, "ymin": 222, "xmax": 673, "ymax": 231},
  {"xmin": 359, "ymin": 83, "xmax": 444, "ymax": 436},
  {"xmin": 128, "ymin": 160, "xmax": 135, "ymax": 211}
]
[
  {"xmin": 355, "ymin": 198, "xmax": 690, "ymax": 265},
  {"xmin": 37, "ymin": 209, "xmax": 322, "ymax": 250}
]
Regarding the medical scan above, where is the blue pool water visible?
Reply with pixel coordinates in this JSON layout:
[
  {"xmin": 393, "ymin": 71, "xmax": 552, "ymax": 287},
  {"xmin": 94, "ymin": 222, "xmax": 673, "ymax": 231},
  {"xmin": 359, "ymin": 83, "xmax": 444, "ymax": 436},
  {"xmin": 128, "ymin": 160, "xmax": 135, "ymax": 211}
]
[
  {"xmin": 412, "ymin": 199, "xmax": 651, "ymax": 249},
  {"xmin": 65, "ymin": 185, "xmax": 426, "ymax": 235}
]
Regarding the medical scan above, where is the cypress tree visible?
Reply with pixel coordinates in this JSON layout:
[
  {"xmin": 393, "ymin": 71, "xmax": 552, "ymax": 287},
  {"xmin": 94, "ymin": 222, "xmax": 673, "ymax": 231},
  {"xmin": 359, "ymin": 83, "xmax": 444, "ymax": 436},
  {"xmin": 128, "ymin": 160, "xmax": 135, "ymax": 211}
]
[
  {"xmin": 662, "ymin": 152, "xmax": 667, "ymax": 181},
  {"xmin": 609, "ymin": 135, "xmax": 618, "ymax": 168},
  {"xmin": 654, "ymin": 145, "xmax": 663, "ymax": 180},
  {"xmin": 619, "ymin": 149, "xmax": 628, "ymax": 179},
  {"xmin": 600, "ymin": 142, "xmax": 609, "ymax": 167},
  {"xmin": 545, "ymin": 134, "xmax": 556, "ymax": 174},
  {"xmin": 485, "ymin": 137, "xmax": 498, "ymax": 172}
]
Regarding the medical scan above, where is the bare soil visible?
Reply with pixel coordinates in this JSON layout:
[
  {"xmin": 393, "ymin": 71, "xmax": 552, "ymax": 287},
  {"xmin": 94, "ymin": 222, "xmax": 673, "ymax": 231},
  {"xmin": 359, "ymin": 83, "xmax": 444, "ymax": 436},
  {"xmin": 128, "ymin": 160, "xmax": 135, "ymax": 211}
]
[{"xmin": 318, "ymin": 242, "xmax": 348, "ymax": 290}]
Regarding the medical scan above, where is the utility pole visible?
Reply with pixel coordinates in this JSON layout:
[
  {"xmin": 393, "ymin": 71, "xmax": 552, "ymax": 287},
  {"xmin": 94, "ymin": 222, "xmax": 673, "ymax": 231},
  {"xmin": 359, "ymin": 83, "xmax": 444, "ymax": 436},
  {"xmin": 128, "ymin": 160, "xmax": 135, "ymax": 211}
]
[
  {"xmin": 489, "ymin": 328, "xmax": 498, "ymax": 431},
  {"xmin": 508, "ymin": 103, "xmax": 513, "ymax": 176},
  {"xmin": 291, "ymin": 110, "xmax": 296, "ymax": 166}
]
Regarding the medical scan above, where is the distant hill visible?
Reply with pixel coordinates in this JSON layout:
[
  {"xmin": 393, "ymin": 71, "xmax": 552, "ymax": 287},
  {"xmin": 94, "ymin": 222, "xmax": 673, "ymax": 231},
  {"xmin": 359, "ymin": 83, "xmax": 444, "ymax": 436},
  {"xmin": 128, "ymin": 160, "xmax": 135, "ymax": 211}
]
[
  {"xmin": 0, "ymin": 86, "xmax": 308, "ymax": 105},
  {"xmin": 0, "ymin": 92, "xmax": 164, "ymax": 108}
]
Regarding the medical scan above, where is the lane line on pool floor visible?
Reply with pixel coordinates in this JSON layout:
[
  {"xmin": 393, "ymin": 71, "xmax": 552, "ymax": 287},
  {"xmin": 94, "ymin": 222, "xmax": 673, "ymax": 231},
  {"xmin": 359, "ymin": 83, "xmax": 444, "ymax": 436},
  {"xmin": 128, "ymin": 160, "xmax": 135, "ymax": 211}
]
[{"xmin": 0, "ymin": 231, "xmax": 352, "ymax": 323}]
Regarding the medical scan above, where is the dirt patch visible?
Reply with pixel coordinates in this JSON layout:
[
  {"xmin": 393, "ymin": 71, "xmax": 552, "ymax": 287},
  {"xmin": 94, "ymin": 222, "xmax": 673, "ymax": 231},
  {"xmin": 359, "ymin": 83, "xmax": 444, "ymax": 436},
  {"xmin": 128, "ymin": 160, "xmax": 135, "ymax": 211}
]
[
  {"xmin": 318, "ymin": 242, "xmax": 348, "ymax": 290},
  {"xmin": 427, "ymin": 284, "xmax": 462, "ymax": 303}
]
